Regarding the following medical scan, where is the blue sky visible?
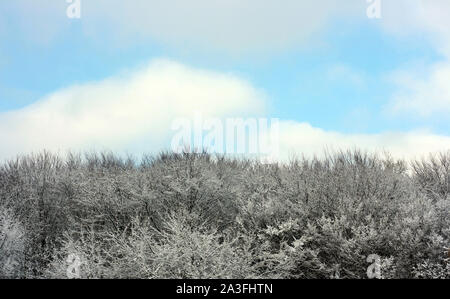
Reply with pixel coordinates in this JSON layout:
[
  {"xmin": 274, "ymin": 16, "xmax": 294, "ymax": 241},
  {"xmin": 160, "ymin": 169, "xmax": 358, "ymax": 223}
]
[{"xmin": 1, "ymin": 0, "xmax": 450, "ymax": 160}]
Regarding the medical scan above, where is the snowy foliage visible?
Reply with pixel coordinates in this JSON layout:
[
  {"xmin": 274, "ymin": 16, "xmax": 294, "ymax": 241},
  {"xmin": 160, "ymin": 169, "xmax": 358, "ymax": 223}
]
[
  {"xmin": 0, "ymin": 150, "xmax": 448, "ymax": 278},
  {"xmin": 0, "ymin": 208, "xmax": 25, "ymax": 278}
]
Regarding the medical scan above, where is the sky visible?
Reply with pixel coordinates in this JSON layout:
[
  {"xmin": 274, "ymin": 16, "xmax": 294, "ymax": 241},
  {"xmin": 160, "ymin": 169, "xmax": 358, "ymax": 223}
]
[{"xmin": 0, "ymin": 0, "xmax": 450, "ymax": 161}]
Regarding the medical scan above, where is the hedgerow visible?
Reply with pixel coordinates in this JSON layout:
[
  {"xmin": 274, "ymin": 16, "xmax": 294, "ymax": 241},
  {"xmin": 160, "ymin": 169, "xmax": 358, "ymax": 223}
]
[{"xmin": 0, "ymin": 150, "xmax": 448, "ymax": 279}]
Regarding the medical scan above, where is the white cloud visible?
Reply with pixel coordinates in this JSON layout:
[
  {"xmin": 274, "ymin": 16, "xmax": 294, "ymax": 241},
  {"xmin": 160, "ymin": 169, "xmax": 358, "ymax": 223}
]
[
  {"xmin": 2, "ymin": 0, "xmax": 364, "ymax": 52},
  {"xmin": 1, "ymin": 59, "xmax": 449, "ymax": 162},
  {"xmin": 274, "ymin": 121, "xmax": 450, "ymax": 161},
  {"xmin": 83, "ymin": 0, "xmax": 363, "ymax": 52},
  {"xmin": 379, "ymin": 1, "xmax": 450, "ymax": 117},
  {"xmin": 1, "ymin": 58, "xmax": 449, "ymax": 162},
  {"xmin": 4, "ymin": 1, "xmax": 449, "ymax": 56},
  {"xmin": 388, "ymin": 62, "xmax": 450, "ymax": 117},
  {"xmin": 381, "ymin": 0, "xmax": 450, "ymax": 56},
  {"xmin": 0, "ymin": 59, "xmax": 265, "ymax": 160}
]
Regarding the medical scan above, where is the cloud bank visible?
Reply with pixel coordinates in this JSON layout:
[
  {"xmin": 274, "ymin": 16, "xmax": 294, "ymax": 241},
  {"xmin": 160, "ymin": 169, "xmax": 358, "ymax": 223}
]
[
  {"xmin": 388, "ymin": 62, "xmax": 450, "ymax": 117},
  {"xmin": 0, "ymin": 59, "xmax": 265, "ymax": 160},
  {"xmin": 0, "ymin": 59, "xmax": 449, "ymax": 162},
  {"xmin": 381, "ymin": 1, "xmax": 450, "ymax": 118},
  {"xmin": 274, "ymin": 121, "xmax": 450, "ymax": 161},
  {"xmin": 2, "ymin": 0, "xmax": 364, "ymax": 52}
]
